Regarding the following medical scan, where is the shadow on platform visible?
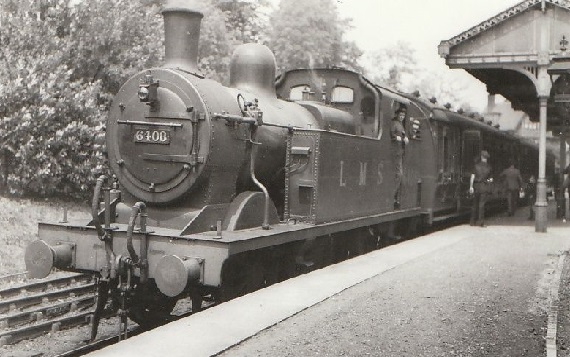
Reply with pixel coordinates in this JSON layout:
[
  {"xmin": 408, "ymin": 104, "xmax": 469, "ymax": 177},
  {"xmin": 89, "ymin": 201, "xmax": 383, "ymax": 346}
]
[{"xmin": 487, "ymin": 200, "xmax": 569, "ymax": 228}]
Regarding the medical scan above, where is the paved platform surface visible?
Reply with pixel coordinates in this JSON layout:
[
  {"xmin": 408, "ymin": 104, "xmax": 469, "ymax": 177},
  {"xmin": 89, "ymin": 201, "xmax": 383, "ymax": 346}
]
[{"xmin": 88, "ymin": 204, "xmax": 570, "ymax": 357}]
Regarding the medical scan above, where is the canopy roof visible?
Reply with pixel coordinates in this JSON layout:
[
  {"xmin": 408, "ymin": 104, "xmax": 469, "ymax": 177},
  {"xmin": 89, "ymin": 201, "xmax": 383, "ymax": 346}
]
[{"xmin": 439, "ymin": 0, "xmax": 570, "ymax": 134}]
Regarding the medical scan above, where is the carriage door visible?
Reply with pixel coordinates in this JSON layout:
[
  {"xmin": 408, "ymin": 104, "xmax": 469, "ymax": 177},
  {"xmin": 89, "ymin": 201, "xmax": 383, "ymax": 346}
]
[
  {"xmin": 461, "ymin": 130, "xmax": 481, "ymax": 183},
  {"xmin": 435, "ymin": 123, "xmax": 460, "ymax": 210}
]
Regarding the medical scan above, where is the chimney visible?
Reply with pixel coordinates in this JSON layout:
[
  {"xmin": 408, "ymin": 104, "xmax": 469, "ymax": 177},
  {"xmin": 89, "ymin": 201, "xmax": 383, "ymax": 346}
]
[{"xmin": 162, "ymin": 7, "xmax": 203, "ymax": 72}]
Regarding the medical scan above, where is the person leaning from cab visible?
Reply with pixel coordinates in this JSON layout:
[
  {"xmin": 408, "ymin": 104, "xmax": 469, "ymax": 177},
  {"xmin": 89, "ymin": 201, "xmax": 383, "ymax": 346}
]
[
  {"xmin": 469, "ymin": 150, "xmax": 492, "ymax": 227},
  {"xmin": 390, "ymin": 106, "xmax": 409, "ymax": 209},
  {"xmin": 499, "ymin": 162, "xmax": 523, "ymax": 217}
]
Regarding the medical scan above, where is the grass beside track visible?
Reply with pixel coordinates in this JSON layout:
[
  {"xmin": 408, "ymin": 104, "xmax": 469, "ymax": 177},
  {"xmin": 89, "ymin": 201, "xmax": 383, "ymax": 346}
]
[{"xmin": 0, "ymin": 196, "xmax": 90, "ymax": 275}]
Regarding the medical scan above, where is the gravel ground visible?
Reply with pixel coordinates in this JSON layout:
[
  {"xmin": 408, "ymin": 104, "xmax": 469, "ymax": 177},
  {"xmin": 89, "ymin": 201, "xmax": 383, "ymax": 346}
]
[
  {"xmin": 219, "ymin": 224, "xmax": 569, "ymax": 357},
  {"xmin": 557, "ymin": 255, "xmax": 570, "ymax": 356}
]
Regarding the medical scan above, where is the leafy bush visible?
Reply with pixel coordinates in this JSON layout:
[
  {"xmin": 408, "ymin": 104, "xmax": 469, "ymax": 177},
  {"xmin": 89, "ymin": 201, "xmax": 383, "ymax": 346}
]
[
  {"xmin": 0, "ymin": 0, "xmax": 360, "ymax": 200},
  {"xmin": 0, "ymin": 0, "xmax": 164, "ymax": 199}
]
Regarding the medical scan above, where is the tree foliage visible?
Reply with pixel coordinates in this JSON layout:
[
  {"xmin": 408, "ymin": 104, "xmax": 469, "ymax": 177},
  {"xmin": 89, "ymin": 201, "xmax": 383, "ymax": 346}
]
[
  {"xmin": 364, "ymin": 41, "xmax": 418, "ymax": 92},
  {"xmin": 415, "ymin": 70, "xmax": 470, "ymax": 111},
  {"xmin": 365, "ymin": 41, "xmax": 467, "ymax": 108},
  {"xmin": 267, "ymin": 0, "xmax": 362, "ymax": 72},
  {"xmin": 219, "ymin": 0, "xmax": 270, "ymax": 45},
  {"xmin": 0, "ymin": 0, "xmax": 364, "ymax": 199},
  {"xmin": 0, "ymin": 0, "xmax": 166, "ymax": 198},
  {"xmin": 201, "ymin": 0, "xmax": 272, "ymax": 84}
]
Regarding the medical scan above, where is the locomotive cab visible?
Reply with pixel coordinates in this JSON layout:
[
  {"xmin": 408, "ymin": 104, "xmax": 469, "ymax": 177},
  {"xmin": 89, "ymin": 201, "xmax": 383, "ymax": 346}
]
[{"xmin": 276, "ymin": 69, "xmax": 381, "ymax": 137}]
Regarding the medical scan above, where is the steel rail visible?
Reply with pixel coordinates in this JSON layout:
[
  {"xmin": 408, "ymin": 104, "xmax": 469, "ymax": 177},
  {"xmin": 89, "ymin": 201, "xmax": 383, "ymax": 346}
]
[
  {"xmin": 0, "ymin": 295, "xmax": 96, "ymax": 329},
  {"xmin": 0, "ymin": 284, "xmax": 96, "ymax": 314},
  {"xmin": 0, "ymin": 311, "xmax": 93, "ymax": 346},
  {"xmin": 0, "ymin": 274, "xmax": 92, "ymax": 300},
  {"xmin": 54, "ymin": 299, "xmax": 218, "ymax": 357}
]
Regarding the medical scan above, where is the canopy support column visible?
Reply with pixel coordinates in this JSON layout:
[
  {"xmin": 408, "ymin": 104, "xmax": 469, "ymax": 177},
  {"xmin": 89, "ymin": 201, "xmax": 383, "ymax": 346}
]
[{"xmin": 535, "ymin": 94, "xmax": 549, "ymax": 232}]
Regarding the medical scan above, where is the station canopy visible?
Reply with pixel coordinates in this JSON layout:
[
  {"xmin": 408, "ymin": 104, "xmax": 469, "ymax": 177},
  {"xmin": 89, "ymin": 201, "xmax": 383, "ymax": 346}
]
[{"xmin": 438, "ymin": 0, "xmax": 570, "ymax": 135}]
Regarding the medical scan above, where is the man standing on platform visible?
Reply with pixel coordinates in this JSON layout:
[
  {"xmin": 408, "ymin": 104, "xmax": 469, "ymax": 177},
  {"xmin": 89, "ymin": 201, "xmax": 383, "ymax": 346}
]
[
  {"xmin": 469, "ymin": 150, "xmax": 492, "ymax": 227},
  {"xmin": 527, "ymin": 175, "xmax": 537, "ymax": 220},
  {"xmin": 562, "ymin": 164, "xmax": 570, "ymax": 193},
  {"xmin": 500, "ymin": 163, "xmax": 523, "ymax": 216},
  {"xmin": 561, "ymin": 164, "xmax": 570, "ymax": 220}
]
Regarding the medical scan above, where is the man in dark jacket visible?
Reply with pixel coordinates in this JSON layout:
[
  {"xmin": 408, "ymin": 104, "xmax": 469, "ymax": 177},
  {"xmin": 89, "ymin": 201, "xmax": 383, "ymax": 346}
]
[
  {"xmin": 563, "ymin": 164, "xmax": 570, "ymax": 193},
  {"xmin": 561, "ymin": 164, "xmax": 570, "ymax": 219},
  {"xmin": 527, "ymin": 175, "xmax": 537, "ymax": 220},
  {"xmin": 500, "ymin": 163, "xmax": 523, "ymax": 216},
  {"xmin": 391, "ymin": 106, "xmax": 409, "ymax": 209},
  {"xmin": 469, "ymin": 150, "xmax": 492, "ymax": 227}
]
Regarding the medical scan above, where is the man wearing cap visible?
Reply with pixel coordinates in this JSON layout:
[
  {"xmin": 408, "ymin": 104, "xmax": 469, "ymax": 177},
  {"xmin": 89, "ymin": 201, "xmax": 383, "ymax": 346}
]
[
  {"xmin": 469, "ymin": 150, "xmax": 492, "ymax": 227},
  {"xmin": 391, "ymin": 106, "xmax": 409, "ymax": 209},
  {"xmin": 500, "ymin": 162, "xmax": 523, "ymax": 216}
]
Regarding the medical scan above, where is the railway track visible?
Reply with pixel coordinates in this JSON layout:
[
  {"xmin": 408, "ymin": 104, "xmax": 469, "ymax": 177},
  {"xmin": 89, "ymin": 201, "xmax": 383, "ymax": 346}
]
[
  {"xmin": 54, "ymin": 298, "xmax": 217, "ymax": 357},
  {"xmin": 0, "ymin": 273, "xmax": 96, "ymax": 347},
  {"xmin": 0, "ymin": 272, "xmax": 216, "ymax": 356}
]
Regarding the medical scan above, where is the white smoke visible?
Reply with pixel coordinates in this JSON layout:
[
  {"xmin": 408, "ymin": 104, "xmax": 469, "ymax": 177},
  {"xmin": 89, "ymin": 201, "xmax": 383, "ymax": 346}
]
[{"xmin": 307, "ymin": 54, "xmax": 324, "ymax": 96}]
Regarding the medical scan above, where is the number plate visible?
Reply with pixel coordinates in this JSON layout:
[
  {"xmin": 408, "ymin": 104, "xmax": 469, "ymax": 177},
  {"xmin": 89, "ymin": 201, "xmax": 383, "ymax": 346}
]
[{"xmin": 134, "ymin": 127, "xmax": 171, "ymax": 145}]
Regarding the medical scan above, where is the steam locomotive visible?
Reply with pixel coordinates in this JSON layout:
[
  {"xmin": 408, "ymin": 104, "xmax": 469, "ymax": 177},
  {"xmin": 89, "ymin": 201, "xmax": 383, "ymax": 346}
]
[{"xmin": 24, "ymin": 5, "xmax": 554, "ymax": 337}]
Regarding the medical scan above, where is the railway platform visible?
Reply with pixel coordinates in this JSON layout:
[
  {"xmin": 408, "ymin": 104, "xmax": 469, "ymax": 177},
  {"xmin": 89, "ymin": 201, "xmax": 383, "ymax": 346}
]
[{"xmin": 88, "ymin": 202, "xmax": 570, "ymax": 357}]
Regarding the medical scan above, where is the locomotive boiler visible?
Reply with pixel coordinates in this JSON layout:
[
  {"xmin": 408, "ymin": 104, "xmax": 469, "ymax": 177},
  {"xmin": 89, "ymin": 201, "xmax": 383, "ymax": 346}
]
[
  {"xmin": 23, "ymin": 4, "xmax": 553, "ymax": 338},
  {"xmin": 107, "ymin": 7, "xmax": 354, "ymax": 210}
]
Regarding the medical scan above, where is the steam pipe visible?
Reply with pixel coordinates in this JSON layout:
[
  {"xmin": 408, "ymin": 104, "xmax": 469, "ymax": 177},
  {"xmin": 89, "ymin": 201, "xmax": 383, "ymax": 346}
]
[
  {"xmin": 126, "ymin": 202, "xmax": 149, "ymax": 283},
  {"xmin": 138, "ymin": 203, "xmax": 148, "ymax": 283},
  {"xmin": 249, "ymin": 127, "xmax": 270, "ymax": 230},
  {"xmin": 91, "ymin": 175, "xmax": 116, "ymax": 279},
  {"xmin": 91, "ymin": 175, "xmax": 107, "ymax": 239},
  {"xmin": 126, "ymin": 202, "xmax": 146, "ymax": 264}
]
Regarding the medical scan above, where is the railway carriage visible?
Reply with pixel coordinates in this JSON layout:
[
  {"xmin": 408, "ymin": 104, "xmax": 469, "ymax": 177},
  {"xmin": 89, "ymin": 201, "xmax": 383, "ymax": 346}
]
[{"xmin": 23, "ymin": 4, "xmax": 553, "ymax": 337}]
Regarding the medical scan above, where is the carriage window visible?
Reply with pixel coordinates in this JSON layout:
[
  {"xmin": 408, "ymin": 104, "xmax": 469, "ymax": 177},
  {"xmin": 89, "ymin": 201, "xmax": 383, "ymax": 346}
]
[
  {"xmin": 331, "ymin": 86, "xmax": 354, "ymax": 104},
  {"xmin": 289, "ymin": 85, "xmax": 310, "ymax": 101}
]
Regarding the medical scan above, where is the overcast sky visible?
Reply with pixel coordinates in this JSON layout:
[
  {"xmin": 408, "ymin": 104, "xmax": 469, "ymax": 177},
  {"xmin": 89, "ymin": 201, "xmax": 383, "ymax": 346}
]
[{"xmin": 268, "ymin": 0, "xmax": 527, "ymax": 110}]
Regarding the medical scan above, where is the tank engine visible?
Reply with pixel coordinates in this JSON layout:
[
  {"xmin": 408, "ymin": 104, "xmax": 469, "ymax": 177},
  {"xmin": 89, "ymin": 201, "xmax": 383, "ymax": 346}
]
[
  {"xmin": 23, "ymin": 4, "xmax": 553, "ymax": 339},
  {"xmin": 24, "ymin": 5, "xmax": 363, "ymax": 335}
]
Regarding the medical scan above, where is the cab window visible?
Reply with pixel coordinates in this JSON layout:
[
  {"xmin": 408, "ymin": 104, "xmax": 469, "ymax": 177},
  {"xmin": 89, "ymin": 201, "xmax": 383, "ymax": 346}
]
[
  {"xmin": 331, "ymin": 86, "xmax": 354, "ymax": 104},
  {"xmin": 289, "ymin": 85, "xmax": 310, "ymax": 101}
]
